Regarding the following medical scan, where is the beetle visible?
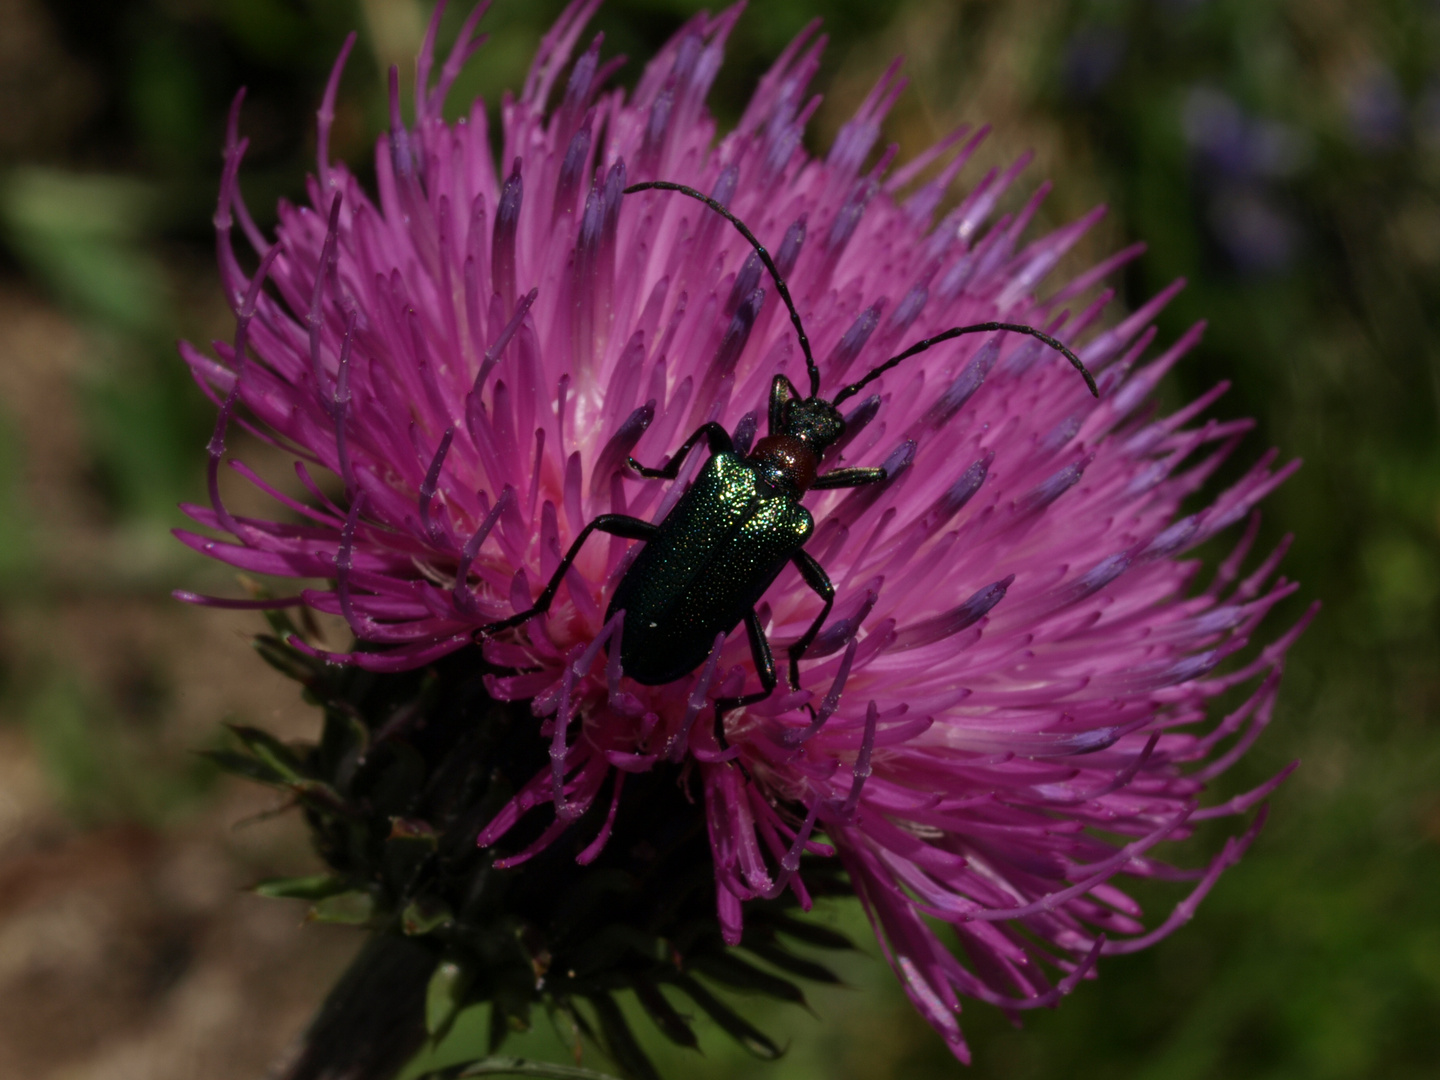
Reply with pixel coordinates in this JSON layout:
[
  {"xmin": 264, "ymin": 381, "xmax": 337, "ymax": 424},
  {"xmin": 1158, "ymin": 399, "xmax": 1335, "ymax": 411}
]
[{"xmin": 478, "ymin": 181, "xmax": 1098, "ymax": 738}]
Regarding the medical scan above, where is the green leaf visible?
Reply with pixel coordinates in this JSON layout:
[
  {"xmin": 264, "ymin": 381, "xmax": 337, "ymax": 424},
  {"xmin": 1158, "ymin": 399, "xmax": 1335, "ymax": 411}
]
[
  {"xmin": 632, "ymin": 979, "xmax": 698, "ymax": 1049},
  {"xmin": 197, "ymin": 748, "xmax": 288, "ymax": 785},
  {"xmin": 318, "ymin": 705, "xmax": 369, "ymax": 788},
  {"xmin": 447, "ymin": 1056, "xmax": 625, "ymax": 1079},
  {"xmin": 308, "ymin": 890, "xmax": 377, "ymax": 925},
  {"xmin": 425, "ymin": 956, "xmax": 472, "ymax": 1038},
  {"xmin": 287, "ymin": 778, "xmax": 355, "ymax": 818},
  {"xmin": 687, "ymin": 952, "xmax": 806, "ymax": 1003},
  {"xmin": 259, "ymin": 602, "xmax": 301, "ymax": 640},
  {"xmin": 493, "ymin": 986, "xmax": 534, "ymax": 1036},
  {"xmin": 487, "ymin": 1001, "xmax": 510, "ymax": 1056},
  {"xmin": 390, "ymin": 817, "xmax": 440, "ymax": 844},
  {"xmin": 587, "ymin": 993, "xmax": 659, "ymax": 1080},
  {"xmin": 225, "ymin": 722, "xmax": 309, "ymax": 780},
  {"xmin": 253, "ymin": 633, "xmax": 323, "ymax": 684},
  {"xmin": 671, "ymin": 975, "xmax": 782, "ymax": 1060},
  {"xmin": 765, "ymin": 912, "xmax": 856, "ymax": 951},
  {"xmin": 745, "ymin": 941, "xmax": 842, "ymax": 984},
  {"xmin": 387, "ymin": 817, "xmax": 440, "ymax": 892},
  {"xmin": 404, "ymin": 895, "xmax": 455, "ymax": 937},
  {"xmin": 253, "ymin": 874, "xmax": 349, "ymax": 901}
]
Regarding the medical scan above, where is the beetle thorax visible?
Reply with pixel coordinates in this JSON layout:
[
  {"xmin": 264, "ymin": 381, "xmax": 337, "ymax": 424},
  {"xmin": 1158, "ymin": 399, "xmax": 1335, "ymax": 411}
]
[{"xmin": 748, "ymin": 434, "xmax": 818, "ymax": 496}]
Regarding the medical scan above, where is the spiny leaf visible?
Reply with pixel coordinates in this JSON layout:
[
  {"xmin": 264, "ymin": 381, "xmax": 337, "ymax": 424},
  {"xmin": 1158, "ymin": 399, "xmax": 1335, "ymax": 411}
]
[
  {"xmin": 225, "ymin": 723, "xmax": 310, "ymax": 780},
  {"xmin": 632, "ymin": 979, "xmax": 698, "ymax": 1049},
  {"xmin": 387, "ymin": 817, "xmax": 440, "ymax": 893},
  {"xmin": 425, "ymin": 956, "xmax": 472, "ymax": 1037},
  {"xmin": 449, "ymin": 1056, "xmax": 625, "ymax": 1079},
  {"xmin": 488, "ymin": 1001, "xmax": 510, "ymax": 1056},
  {"xmin": 318, "ymin": 705, "xmax": 368, "ymax": 788},
  {"xmin": 671, "ymin": 975, "xmax": 782, "ymax": 1060},
  {"xmin": 765, "ymin": 912, "xmax": 856, "ymax": 951},
  {"xmin": 390, "ymin": 817, "xmax": 440, "ymax": 844},
  {"xmin": 745, "ymin": 941, "xmax": 842, "ymax": 984},
  {"xmin": 253, "ymin": 874, "xmax": 349, "ymax": 901},
  {"xmin": 252, "ymin": 633, "xmax": 322, "ymax": 683},
  {"xmin": 493, "ymin": 987, "xmax": 534, "ymax": 1035},
  {"xmin": 687, "ymin": 952, "xmax": 807, "ymax": 1003},
  {"xmin": 308, "ymin": 889, "xmax": 377, "ymax": 925},
  {"xmin": 197, "ymin": 748, "xmax": 287, "ymax": 785},
  {"xmin": 588, "ymin": 993, "xmax": 659, "ymax": 1080},
  {"xmin": 287, "ymin": 777, "xmax": 356, "ymax": 817},
  {"xmin": 255, "ymin": 593, "xmax": 300, "ymax": 639},
  {"xmin": 404, "ymin": 895, "xmax": 455, "ymax": 937}
]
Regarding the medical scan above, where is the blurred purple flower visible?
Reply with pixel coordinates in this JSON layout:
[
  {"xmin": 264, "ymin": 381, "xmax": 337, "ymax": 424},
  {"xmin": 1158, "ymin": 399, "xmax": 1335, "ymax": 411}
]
[
  {"xmin": 1208, "ymin": 187, "xmax": 1300, "ymax": 274},
  {"xmin": 180, "ymin": 1, "xmax": 1309, "ymax": 1062},
  {"xmin": 1183, "ymin": 86, "xmax": 1309, "ymax": 181},
  {"xmin": 1061, "ymin": 25, "xmax": 1126, "ymax": 99},
  {"xmin": 1346, "ymin": 67, "xmax": 1407, "ymax": 151},
  {"xmin": 1181, "ymin": 87, "xmax": 1306, "ymax": 275}
]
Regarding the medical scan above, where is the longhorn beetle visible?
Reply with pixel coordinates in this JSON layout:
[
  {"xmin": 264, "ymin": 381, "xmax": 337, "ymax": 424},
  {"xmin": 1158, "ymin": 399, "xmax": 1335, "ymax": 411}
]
[{"xmin": 478, "ymin": 181, "xmax": 1098, "ymax": 742}]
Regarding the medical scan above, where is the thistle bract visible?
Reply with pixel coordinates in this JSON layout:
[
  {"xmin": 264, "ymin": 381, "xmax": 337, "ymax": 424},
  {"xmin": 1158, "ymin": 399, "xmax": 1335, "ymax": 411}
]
[{"xmin": 181, "ymin": 0, "xmax": 1309, "ymax": 1067}]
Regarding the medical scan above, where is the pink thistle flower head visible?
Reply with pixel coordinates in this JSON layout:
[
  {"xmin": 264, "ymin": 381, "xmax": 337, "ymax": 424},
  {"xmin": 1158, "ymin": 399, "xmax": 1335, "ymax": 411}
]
[{"xmin": 180, "ymin": 0, "xmax": 1310, "ymax": 1062}]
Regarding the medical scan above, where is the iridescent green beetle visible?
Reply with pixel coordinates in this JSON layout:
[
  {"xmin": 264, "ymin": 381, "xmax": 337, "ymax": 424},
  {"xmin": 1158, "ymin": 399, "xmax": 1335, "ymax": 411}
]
[{"xmin": 479, "ymin": 182, "xmax": 1098, "ymax": 738}]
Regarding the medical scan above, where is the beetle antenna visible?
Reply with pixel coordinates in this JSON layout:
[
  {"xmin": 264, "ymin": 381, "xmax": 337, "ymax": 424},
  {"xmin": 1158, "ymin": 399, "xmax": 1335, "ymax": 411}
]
[
  {"xmin": 832, "ymin": 321, "xmax": 1100, "ymax": 405},
  {"xmin": 624, "ymin": 181, "xmax": 822, "ymax": 398}
]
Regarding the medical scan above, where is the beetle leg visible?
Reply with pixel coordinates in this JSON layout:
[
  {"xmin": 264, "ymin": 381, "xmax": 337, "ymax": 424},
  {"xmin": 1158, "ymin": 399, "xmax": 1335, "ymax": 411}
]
[
  {"xmin": 812, "ymin": 465, "xmax": 887, "ymax": 489},
  {"xmin": 627, "ymin": 422, "xmax": 733, "ymax": 479},
  {"xmin": 477, "ymin": 514, "xmax": 657, "ymax": 636},
  {"xmin": 787, "ymin": 550, "xmax": 835, "ymax": 690},
  {"xmin": 713, "ymin": 608, "xmax": 778, "ymax": 750}
]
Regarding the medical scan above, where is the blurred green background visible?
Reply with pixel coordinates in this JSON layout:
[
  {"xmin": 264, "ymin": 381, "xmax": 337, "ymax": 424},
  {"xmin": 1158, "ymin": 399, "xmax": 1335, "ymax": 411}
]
[{"xmin": 0, "ymin": 0, "xmax": 1436, "ymax": 1077}]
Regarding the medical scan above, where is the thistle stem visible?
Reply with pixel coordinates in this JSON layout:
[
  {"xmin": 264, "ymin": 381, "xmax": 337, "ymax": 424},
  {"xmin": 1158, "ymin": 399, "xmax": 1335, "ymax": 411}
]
[{"xmin": 275, "ymin": 933, "xmax": 437, "ymax": 1080}]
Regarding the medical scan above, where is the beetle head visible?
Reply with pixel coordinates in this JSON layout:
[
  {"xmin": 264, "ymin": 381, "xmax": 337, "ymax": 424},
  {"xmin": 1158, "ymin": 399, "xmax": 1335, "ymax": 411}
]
[{"xmin": 780, "ymin": 394, "xmax": 844, "ymax": 452}]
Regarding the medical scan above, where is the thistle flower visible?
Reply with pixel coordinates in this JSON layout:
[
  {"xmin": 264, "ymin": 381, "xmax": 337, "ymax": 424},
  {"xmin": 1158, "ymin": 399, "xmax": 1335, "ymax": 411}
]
[{"xmin": 180, "ymin": 0, "xmax": 1310, "ymax": 1064}]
